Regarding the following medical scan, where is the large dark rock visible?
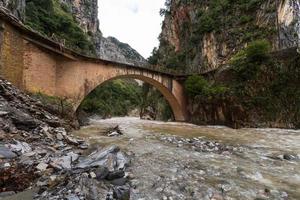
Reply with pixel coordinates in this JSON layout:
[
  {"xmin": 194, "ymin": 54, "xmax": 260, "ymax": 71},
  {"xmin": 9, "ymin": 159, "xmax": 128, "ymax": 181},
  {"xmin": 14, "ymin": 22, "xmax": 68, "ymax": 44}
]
[
  {"xmin": 106, "ymin": 170, "xmax": 125, "ymax": 181},
  {"xmin": 113, "ymin": 186, "xmax": 130, "ymax": 200},
  {"xmin": 110, "ymin": 178, "xmax": 127, "ymax": 186},
  {"xmin": 94, "ymin": 166, "xmax": 109, "ymax": 180},
  {"xmin": 8, "ymin": 107, "xmax": 41, "ymax": 131}
]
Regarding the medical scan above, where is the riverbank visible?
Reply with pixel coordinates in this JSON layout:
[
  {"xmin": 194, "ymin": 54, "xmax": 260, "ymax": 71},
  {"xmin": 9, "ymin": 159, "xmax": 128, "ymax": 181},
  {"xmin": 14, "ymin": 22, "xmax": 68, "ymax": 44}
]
[{"xmin": 0, "ymin": 78, "xmax": 131, "ymax": 199}]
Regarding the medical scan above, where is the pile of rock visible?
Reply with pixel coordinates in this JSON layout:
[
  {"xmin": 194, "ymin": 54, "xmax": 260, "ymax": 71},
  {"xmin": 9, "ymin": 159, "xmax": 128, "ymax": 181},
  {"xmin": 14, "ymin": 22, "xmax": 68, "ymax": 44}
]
[
  {"xmin": 159, "ymin": 135, "xmax": 244, "ymax": 154},
  {"xmin": 35, "ymin": 145, "xmax": 130, "ymax": 200},
  {"xmin": 105, "ymin": 126, "xmax": 124, "ymax": 137},
  {"xmin": 0, "ymin": 78, "xmax": 131, "ymax": 199}
]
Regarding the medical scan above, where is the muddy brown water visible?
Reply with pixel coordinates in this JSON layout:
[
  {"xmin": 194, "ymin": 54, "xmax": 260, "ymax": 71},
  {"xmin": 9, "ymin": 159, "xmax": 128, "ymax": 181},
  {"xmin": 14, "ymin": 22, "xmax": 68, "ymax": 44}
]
[{"xmin": 72, "ymin": 117, "xmax": 300, "ymax": 200}]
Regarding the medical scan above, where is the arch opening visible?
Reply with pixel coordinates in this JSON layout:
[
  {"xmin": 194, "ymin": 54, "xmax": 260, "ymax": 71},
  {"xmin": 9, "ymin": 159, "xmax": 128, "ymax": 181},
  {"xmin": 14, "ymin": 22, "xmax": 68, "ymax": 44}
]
[{"xmin": 75, "ymin": 74, "xmax": 186, "ymax": 122}]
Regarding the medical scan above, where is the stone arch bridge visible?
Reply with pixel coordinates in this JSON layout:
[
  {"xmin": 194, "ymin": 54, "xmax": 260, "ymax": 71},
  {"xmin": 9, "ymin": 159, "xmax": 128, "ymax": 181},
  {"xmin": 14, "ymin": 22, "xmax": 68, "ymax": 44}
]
[{"xmin": 0, "ymin": 9, "xmax": 188, "ymax": 121}]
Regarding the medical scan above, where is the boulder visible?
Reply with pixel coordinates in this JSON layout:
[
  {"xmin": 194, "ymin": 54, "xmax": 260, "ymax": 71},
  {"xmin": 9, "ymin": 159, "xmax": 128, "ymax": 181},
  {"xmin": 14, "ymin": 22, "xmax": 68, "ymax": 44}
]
[
  {"xmin": 113, "ymin": 186, "xmax": 130, "ymax": 200},
  {"xmin": 76, "ymin": 145, "xmax": 121, "ymax": 169},
  {"xmin": 94, "ymin": 166, "xmax": 109, "ymax": 180},
  {"xmin": 0, "ymin": 146, "xmax": 17, "ymax": 159},
  {"xmin": 8, "ymin": 107, "xmax": 41, "ymax": 131},
  {"xmin": 50, "ymin": 155, "xmax": 72, "ymax": 170},
  {"xmin": 7, "ymin": 140, "xmax": 32, "ymax": 155},
  {"xmin": 107, "ymin": 170, "xmax": 125, "ymax": 180}
]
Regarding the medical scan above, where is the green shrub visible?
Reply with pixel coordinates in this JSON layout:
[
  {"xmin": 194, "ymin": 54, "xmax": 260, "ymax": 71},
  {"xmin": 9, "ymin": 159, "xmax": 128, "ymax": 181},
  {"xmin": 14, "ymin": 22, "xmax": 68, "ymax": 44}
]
[
  {"xmin": 185, "ymin": 75, "xmax": 228, "ymax": 99},
  {"xmin": 244, "ymin": 40, "xmax": 271, "ymax": 62},
  {"xmin": 231, "ymin": 40, "xmax": 271, "ymax": 81},
  {"xmin": 240, "ymin": 15, "xmax": 253, "ymax": 24},
  {"xmin": 185, "ymin": 75, "xmax": 209, "ymax": 98},
  {"xmin": 32, "ymin": 92, "xmax": 73, "ymax": 118},
  {"xmin": 197, "ymin": 14, "xmax": 216, "ymax": 34}
]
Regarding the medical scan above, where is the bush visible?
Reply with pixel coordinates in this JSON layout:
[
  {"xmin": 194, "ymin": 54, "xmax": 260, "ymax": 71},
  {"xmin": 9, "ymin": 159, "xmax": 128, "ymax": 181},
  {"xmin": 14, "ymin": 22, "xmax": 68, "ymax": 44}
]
[
  {"xmin": 231, "ymin": 40, "xmax": 271, "ymax": 81},
  {"xmin": 185, "ymin": 75, "xmax": 227, "ymax": 99},
  {"xmin": 185, "ymin": 75, "xmax": 209, "ymax": 98},
  {"xmin": 245, "ymin": 40, "xmax": 271, "ymax": 62},
  {"xmin": 197, "ymin": 14, "xmax": 216, "ymax": 34}
]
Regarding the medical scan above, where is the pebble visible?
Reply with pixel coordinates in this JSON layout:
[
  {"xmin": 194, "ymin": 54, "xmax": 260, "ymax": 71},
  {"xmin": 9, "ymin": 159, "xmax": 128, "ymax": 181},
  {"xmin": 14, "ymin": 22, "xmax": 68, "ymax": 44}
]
[
  {"xmin": 36, "ymin": 162, "xmax": 48, "ymax": 171},
  {"xmin": 56, "ymin": 133, "xmax": 64, "ymax": 140},
  {"xmin": 4, "ymin": 162, "xmax": 11, "ymax": 167},
  {"xmin": 89, "ymin": 172, "xmax": 97, "ymax": 178}
]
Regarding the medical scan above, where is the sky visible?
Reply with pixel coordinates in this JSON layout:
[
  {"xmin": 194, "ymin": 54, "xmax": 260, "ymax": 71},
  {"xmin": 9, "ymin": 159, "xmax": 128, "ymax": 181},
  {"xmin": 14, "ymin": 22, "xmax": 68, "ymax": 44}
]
[{"xmin": 98, "ymin": 0, "xmax": 165, "ymax": 59}]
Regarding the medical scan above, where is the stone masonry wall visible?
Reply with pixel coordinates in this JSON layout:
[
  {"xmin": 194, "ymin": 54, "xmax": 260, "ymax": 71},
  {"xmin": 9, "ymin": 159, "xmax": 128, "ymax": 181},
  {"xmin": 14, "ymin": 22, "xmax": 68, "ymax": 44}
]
[
  {"xmin": 0, "ymin": 22, "xmax": 24, "ymax": 88},
  {"xmin": 23, "ymin": 42, "xmax": 58, "ymax": 96}
]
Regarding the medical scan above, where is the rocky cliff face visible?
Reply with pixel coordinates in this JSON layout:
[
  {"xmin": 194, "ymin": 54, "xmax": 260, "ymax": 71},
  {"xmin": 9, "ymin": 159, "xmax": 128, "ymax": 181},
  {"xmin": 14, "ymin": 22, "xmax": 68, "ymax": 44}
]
[
  {"xmin": 60, "ymin": 0, "xmax": 99, "ymax": 35},
  {"xmin": 99, "ymin": 37, "xmax": 146, "ymax": 65},
  {"xmin": 0, "ymin": 0, "xmax": 25, "ymax": 21},
  {"xmin": 278, "ymin": 0, "xmax": 300, "ymax": 48},
  {"xmin": 155, "ymin": 0, "xmax": 300, "ymax": 73},
  {"xmin": 1, "ymin": 0, "xmax": 146, "ymax": 65}
]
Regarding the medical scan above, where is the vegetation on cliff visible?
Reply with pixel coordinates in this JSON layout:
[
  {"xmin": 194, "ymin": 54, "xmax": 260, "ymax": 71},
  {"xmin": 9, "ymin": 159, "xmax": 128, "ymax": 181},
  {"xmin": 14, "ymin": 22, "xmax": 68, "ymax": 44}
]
[
  {"xmin": 229, "ymin": 40, "xmax": 300, "ymax": 127},
  {"xmin": 185, "ymin": 40, "xmax": 300, "ymax": 128},
  {"xmin": 151, "ymin": 0, "xmax": 277, "ymax": 72},
  {"xmin": 25, "ymin": 0, "xmax": 95, "ymax": 55},
  {"xmin": 185, "ymin": 75, "xmax": 227, "ymax": 100}
]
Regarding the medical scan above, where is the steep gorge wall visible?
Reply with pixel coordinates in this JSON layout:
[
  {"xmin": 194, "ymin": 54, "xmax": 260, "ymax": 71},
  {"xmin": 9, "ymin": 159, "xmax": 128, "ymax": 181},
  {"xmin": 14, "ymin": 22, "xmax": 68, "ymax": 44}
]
[
  {"xmin": 0, "ymin": 0, "xmax": 25, "ymax": 20},
  {"xmin": 155, "ymin": 0, "xmax": 300, "ymax": 73},
  {"xmin": 278, "ymin": 0, "xmax": 300, "ymax": 48},
  {"xmin": 154, "ymin": 0, "xmax": 300, "ymax": 128}
]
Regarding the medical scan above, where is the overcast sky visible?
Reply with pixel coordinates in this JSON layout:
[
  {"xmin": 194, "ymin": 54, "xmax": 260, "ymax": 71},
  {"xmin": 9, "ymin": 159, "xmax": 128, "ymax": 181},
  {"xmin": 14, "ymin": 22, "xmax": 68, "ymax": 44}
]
[{"xmin": 98, "ymin": 0, "xmax": 165, "ymax": 59}]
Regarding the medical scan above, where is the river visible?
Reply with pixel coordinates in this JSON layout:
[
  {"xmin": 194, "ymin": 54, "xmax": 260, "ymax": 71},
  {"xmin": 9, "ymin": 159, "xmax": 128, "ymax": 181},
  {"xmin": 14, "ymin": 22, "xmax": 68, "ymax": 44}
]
[{"xmin": 73, "ymin": 117, "xmax": 300, "ymax": 200}]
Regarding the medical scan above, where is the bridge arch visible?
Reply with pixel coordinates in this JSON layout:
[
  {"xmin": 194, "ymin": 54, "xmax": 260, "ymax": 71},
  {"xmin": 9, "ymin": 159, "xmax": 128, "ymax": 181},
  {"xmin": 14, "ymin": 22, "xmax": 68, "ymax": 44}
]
[
  {"xmin": 73, "ymin": 74, "xmax": 187, "ymax": 121},
  {"xmin": 0, "ymin": 10, "xmax": 189, "ymax": 122}
]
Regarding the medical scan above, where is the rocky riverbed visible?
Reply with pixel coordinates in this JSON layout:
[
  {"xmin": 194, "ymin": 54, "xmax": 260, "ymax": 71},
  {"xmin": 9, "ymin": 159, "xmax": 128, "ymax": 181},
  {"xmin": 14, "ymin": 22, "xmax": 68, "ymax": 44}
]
[
  {"xmin": 74, "ymin": 117, "xmax": 300, "ymax": 200},
  {"xmin": 0, "ymin": 78, "xmax": 131, "ymax": 200}
]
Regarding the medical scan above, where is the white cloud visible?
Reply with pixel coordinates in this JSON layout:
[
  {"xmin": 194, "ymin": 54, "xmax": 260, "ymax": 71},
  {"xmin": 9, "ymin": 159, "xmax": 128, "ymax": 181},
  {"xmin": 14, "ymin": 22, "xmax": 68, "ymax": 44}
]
[{"xmin": 98, "ymin": 0, "xmax": 165, "ymax": 58}]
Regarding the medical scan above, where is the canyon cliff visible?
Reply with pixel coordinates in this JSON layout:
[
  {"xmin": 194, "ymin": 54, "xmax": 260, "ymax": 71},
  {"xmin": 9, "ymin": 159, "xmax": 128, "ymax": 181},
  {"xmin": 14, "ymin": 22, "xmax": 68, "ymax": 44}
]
[
  {"xmin": 0, "ymin": 0, "xmax": 25, "ymax": 20},
  {"xmin": 153, "ymin": 0, "xmax": 300, "ymax": 73}
]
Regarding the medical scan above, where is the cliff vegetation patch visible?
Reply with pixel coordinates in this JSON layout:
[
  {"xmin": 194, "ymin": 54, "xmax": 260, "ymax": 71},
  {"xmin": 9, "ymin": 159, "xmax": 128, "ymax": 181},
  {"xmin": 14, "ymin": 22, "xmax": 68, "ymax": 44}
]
[{"xmin": 25, "ymin": 0, "xmax": 95, "ymax": 55}]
